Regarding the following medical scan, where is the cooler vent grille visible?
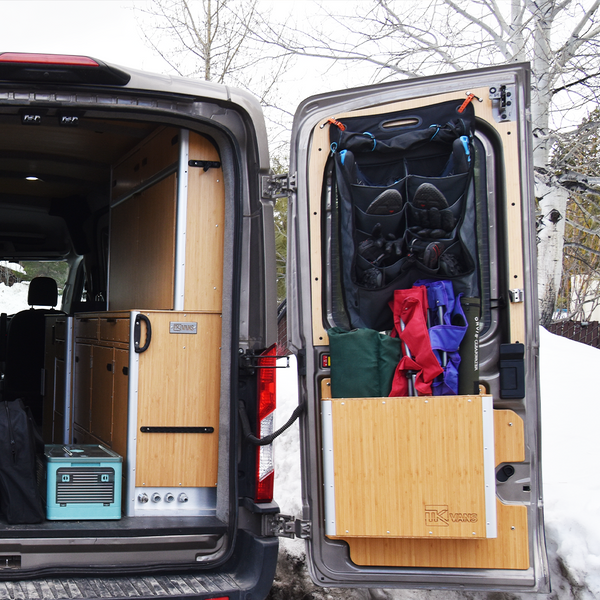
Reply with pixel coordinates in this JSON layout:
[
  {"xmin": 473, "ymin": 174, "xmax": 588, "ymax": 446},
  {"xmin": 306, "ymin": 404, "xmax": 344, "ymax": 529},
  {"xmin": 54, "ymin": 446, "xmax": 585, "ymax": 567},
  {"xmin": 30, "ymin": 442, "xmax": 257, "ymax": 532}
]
[{"xmin": 56, "ymin": 468, "xmax": 115, "ymax": 505}]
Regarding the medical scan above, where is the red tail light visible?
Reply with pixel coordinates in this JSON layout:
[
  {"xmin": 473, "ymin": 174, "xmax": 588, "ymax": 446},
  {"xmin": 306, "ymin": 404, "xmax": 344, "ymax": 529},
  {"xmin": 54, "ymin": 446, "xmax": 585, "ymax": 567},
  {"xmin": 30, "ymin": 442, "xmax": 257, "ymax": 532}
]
[
  {"xmin": 0, "ymin": 52, "xmax": 130, "ymax": 85},
  {"xmin": 0, "ymin": 53, "xmax": 99, "ymax": 66},
  {"xmin": 255, "ymin": 345, "xmax": 277, "ymax": 502}
]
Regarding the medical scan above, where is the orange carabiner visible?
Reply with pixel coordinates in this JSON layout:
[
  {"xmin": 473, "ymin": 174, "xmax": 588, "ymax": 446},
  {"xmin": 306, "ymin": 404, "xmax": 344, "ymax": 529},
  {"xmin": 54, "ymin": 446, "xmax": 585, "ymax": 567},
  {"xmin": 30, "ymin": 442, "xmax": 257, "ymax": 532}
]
[
  {"xmin": 325, "ymin": 117, "xmax": 346, "ymax": 131},
  {"xmin": 458, "ymin": 93, "xmax": 477, "ymax": 113}
]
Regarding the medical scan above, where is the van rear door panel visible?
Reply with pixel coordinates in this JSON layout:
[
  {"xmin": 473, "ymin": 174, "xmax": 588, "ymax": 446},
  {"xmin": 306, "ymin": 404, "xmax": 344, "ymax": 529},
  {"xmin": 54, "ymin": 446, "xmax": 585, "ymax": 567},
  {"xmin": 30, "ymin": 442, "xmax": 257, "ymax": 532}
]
[{"xmin": 290, "ymin": 64, "xmax": 549, "ymax": 592}]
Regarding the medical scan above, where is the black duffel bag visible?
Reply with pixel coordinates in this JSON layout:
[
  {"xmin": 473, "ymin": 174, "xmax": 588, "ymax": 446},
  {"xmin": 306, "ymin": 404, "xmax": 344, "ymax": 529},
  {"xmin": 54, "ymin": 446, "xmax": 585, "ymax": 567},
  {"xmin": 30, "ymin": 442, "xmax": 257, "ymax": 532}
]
[{"xmin": 0, "ymin": 399, "xmax": 45, "ymax": 524}]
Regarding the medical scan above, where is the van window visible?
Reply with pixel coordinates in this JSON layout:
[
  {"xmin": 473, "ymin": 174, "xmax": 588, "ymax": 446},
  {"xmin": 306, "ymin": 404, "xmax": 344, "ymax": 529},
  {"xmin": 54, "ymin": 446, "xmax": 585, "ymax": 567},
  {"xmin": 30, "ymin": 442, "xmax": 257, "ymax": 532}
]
[{"xmin": 0, "ymin": 260, "xmax": 69, "ymax": 313}]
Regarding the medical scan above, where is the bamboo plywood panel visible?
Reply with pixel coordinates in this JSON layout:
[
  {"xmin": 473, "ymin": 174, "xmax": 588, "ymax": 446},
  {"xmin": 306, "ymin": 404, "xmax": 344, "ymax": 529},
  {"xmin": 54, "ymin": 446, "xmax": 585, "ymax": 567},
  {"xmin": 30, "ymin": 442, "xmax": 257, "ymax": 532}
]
[
  {"xmin": 184, "ymin": 132, "xmax": 225, "ymax": 312},
  {"xmin": 112, "ymin": 127, "xmax": 179, "ymax": 203},
  {"xmin": 308, "ymin": 85, "xmax": 526, "ymax": 345},
  {"xmin": 135, "ymin": 311, "xmax": 221, "ymax": 487},
  {"xmin": 137, "ymin": 127, "xmax": 180, "ymax": 187},
  {"xmin": 109, "ymin": 174, "xmax": 177, "ymax": 310},
  {"xmin": 321, "ymin": 378, "xmax": 525, "ymax": 464},
  {"xmin": 344, "ymin": 500, "xmax": 529, "ymax": 569},
  {"xmin": 324, "ymin": 394, "xmax": 529, "ymax": 569},
  {"xmin": 109, "ymin": 197, "xmax": 139, "ymax": 310},
  {"xmin": 329, "ymin": 395, "xmax": 488, "ymax": 539},
  {"xmin": 495, "ymin": 409, "xmax": 525, "ymax": 464},
  {"xmin": 136, "ymin": 176, "xmax": 177, "ymax": 308}
]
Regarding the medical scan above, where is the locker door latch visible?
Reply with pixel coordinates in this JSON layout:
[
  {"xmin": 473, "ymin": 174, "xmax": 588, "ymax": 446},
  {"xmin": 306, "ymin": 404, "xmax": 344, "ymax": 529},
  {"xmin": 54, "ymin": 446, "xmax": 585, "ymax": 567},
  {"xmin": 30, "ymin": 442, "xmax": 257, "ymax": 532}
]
[
  {"xmin": 508, "ymin": 288, "xmax": 524, "ymax": 303},
  {"xmin": 489, "ymin": 85, "xmax": 516, "ymax": 122},
  {"xmin": 188, "ymin": 160, "xmax": 221, "ymax": 171}
]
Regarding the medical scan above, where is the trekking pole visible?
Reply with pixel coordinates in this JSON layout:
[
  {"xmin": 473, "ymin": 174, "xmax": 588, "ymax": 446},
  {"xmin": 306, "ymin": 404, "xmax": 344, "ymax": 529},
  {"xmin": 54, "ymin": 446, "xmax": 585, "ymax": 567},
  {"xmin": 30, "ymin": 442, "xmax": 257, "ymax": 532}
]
[
  {"xmin": 400, "ymin": 318, "xmax": 417, "ymax": 396},
  {"xmin": 435, "ymin": 302, "xmax": 447, "ymax": 368}
]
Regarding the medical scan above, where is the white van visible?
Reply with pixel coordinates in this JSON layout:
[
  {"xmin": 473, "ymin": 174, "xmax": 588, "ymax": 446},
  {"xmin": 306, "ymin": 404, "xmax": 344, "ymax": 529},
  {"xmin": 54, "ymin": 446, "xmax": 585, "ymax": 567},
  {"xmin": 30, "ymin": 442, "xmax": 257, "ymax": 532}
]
[{"xmin": 0, "ymin": 54, "xmax": 548, "ymax": 597}]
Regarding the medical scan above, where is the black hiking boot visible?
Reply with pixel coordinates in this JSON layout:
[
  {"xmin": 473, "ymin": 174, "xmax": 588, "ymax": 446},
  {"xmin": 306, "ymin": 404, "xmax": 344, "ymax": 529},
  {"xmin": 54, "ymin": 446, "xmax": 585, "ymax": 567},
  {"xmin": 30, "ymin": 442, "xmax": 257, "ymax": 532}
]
[
  {"xmin": 366, "ymin": 189, "xmax": 403, "ymax": 215},
  {"xmin": 410, "ymin": 183, "xmax": 448, "ymax": 210}
]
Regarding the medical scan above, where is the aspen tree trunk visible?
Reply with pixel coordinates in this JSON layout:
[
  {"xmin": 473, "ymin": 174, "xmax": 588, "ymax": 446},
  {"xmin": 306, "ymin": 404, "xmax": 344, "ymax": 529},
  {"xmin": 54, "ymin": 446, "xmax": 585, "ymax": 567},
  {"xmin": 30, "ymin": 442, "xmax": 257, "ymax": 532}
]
[{"xmin": 530, "ymin": 1, "xmax": 568, "ymax": 324}]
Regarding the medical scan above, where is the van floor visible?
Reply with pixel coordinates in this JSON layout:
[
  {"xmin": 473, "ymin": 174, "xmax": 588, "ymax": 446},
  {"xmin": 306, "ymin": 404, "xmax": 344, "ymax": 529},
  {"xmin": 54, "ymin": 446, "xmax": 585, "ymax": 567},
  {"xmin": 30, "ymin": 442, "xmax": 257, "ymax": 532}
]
[{"xmin": 0, "ymin": 515, "xmax": 226, "ymax": 538}]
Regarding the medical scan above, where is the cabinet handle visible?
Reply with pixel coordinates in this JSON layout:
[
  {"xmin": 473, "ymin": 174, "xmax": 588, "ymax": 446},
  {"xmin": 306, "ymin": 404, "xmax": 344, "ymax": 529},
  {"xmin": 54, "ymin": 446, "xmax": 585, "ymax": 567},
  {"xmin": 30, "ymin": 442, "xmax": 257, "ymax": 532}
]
[
  {"xmin": 140, "ymin": 426, "xmax": 214, "ymax": 434},
  {"xmin": 106, "ymin": 363, "xmax": 113, "ymax": 372},
  {"xmin": 134, "ymin": 314, "xmax": 152, "ymax": 353}
]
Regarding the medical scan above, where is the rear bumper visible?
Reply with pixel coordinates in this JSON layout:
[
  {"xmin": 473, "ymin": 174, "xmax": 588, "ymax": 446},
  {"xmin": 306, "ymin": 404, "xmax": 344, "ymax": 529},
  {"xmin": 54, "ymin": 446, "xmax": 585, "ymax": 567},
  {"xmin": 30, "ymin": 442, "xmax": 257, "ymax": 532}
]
[{"xmin": 0, "ymin": 531, "xmax": 279, "ymax": 600}]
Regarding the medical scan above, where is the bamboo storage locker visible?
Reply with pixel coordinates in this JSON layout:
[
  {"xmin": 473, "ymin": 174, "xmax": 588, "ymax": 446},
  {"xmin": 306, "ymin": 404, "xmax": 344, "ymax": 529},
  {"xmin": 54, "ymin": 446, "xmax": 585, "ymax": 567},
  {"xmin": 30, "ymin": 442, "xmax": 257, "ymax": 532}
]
[{"xmin": 322, "ymin": 394, "xmax": 497, "ymax": 539}]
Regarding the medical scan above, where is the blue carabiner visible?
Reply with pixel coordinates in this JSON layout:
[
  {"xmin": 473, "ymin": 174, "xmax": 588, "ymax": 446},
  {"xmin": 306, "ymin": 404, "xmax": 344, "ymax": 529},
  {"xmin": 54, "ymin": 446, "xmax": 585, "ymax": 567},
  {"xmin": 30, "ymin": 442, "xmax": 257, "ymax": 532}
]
[{"xmin": 363, "ymin": 131, "xmax": 376, "ymax": 151}]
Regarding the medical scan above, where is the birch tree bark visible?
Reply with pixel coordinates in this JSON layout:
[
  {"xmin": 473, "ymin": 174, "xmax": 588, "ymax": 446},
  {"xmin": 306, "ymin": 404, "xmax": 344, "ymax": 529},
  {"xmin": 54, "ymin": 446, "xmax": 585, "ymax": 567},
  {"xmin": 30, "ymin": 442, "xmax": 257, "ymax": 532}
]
[
  {"xmin": 137, "ymin": 0, "xmax": 293, "ymax": 155},
  {"xmin": 138, "ymin": 0, "xmax": 263, "ymax": 84}
]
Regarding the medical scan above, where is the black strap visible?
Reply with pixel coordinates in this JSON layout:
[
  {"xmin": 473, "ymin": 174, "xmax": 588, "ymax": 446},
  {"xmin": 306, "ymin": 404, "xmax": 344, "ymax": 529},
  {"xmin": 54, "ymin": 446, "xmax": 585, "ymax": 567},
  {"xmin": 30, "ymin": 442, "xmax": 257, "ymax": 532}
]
[{"xmin": 238, "ymin": 400, "xmax": 305, "ymax": 446}]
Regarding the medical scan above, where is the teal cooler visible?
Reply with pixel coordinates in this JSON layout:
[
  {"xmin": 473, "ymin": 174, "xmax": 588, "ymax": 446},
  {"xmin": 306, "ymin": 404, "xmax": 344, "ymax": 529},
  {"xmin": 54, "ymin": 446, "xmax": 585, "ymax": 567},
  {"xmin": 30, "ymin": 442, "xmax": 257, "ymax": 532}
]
[{"xmin": 45, "ymin": 445, "xmax": 122, "ymax": 520}]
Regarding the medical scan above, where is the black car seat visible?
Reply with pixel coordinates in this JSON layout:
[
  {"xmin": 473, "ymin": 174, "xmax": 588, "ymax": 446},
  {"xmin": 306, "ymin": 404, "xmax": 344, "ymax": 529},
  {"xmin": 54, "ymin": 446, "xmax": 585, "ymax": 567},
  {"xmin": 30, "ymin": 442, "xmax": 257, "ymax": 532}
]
[{"xmin": 4, "ymin": 277, "xmax": 64, "ymax": 425}]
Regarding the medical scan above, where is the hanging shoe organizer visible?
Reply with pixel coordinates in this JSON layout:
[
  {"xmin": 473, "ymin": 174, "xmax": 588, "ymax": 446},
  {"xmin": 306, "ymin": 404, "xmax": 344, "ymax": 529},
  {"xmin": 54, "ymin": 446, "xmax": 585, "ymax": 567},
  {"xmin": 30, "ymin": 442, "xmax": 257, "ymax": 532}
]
[{"xmin": 329, "ymin": 99, "xmax": 479, "ymax": 332}]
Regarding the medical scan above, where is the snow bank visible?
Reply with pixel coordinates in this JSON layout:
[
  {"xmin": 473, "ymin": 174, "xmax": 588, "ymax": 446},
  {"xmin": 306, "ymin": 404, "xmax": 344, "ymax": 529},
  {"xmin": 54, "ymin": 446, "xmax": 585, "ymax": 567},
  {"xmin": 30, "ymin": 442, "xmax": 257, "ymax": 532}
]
[
  {"xmin": 539, "ymin": 327, "xmax": 600, "ymax": 600},
  {"xmin": 272, "ymin": 327, "xmax": 600, "ymax": 599},
  {"xmin": 0, "ymin": 281, "xmax": 30, "ymax": 314}
]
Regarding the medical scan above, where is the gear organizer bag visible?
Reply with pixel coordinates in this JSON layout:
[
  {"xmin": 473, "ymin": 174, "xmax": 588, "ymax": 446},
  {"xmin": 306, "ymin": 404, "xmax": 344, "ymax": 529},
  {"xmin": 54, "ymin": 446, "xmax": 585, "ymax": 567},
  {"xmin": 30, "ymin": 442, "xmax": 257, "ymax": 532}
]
[{"xmin": 329, "ymin": 98, "xmax": 480, "ymax": 331}]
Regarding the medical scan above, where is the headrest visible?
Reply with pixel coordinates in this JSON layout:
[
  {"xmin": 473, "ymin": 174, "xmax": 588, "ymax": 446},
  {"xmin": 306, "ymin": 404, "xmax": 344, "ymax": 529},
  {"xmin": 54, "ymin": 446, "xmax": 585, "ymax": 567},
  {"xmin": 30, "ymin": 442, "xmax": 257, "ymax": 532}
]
[{"xmin": 28, "ymin": 277, "xmax": 58, "ymax": 307}]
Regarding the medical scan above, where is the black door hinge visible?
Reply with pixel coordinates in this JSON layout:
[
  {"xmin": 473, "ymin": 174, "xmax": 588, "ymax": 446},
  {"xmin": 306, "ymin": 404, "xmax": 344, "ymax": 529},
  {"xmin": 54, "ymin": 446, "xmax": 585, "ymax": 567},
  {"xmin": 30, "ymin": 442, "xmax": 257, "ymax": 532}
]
[
  {"xmin": 261, "ymin": 172, "xmax": 297, "ymax": 200},
  {"xmin": 262, "ymin": 514, "xmax": 311, "ymax": 539}
]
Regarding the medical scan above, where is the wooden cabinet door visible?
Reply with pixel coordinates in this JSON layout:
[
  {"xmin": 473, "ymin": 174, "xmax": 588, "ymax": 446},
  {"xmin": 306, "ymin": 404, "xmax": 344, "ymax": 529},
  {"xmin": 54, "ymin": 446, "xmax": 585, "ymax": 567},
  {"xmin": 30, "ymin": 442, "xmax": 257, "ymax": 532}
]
[
  {"xmin": 112, "ymin": 348, "xmax": 129, "ymax": 458},
  {"xmin": 73, "ymin": 343, "xmax": 92, "ymax": 431},
  {"xmin": 91, "ymin": 345, "xmax": 114, "ymax": 444}
]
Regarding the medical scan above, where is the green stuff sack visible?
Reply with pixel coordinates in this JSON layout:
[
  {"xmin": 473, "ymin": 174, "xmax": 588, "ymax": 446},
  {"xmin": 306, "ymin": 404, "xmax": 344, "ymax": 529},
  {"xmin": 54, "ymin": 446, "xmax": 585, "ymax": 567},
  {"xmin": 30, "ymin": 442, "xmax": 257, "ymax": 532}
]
[{"xmin": 328, "ymin": 327, "xmax": 402, "ymax": 398}]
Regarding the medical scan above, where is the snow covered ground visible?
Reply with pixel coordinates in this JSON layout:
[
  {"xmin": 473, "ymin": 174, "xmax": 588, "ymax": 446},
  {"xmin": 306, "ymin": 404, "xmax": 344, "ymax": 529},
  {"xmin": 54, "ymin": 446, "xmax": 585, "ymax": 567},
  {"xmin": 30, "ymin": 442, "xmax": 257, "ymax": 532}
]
[
  {"xmin": 271, "ymin": 327, "xmax": 600, "ymax": 599},
  {"xmin": 0, "ymin": 281, "xmax": 30, "ymax": 314}
]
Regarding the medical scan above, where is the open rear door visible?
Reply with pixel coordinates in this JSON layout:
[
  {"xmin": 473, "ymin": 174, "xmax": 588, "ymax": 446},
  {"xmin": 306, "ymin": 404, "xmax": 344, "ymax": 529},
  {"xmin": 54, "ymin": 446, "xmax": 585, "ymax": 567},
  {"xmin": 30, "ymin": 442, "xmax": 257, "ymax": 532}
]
[{"xmin": 288, "ymin": 63, "xmax": 549, "ymax": 592}]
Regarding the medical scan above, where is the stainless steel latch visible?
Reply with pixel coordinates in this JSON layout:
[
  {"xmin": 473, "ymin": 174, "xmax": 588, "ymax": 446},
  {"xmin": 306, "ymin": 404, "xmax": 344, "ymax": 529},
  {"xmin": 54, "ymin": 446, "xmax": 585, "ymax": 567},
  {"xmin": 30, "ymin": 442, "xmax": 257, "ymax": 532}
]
[
  {"xmin": 509, "ymin": 289, "xmax": 525, "ymax": 303},
  {"xmin": 489, "ymin": 84, "xmax": 516, "ymax": 122}
]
